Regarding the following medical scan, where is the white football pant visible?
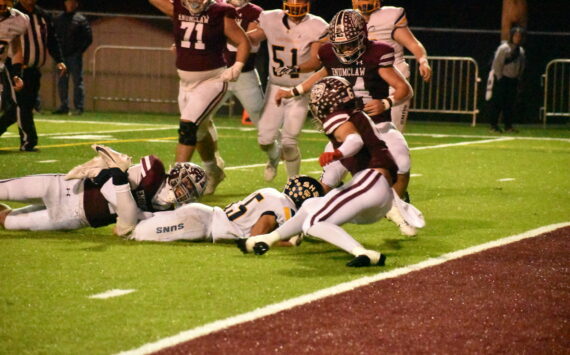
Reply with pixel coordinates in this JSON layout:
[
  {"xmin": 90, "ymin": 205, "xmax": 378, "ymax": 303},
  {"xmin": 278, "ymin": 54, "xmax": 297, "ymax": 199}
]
[
  {"xmin": 390, "ymin": 61, "xmax": 411, "ymax": 132},
  {"xmin": 0, "ymin": 175, "xmax": 88, "ymax": 230}
]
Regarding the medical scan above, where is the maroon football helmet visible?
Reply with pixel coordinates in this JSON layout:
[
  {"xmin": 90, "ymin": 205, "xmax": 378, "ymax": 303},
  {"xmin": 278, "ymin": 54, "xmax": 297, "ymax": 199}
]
[{"xmin": 329, "ymin": 9, "xmax": 368, "ymax": 64}]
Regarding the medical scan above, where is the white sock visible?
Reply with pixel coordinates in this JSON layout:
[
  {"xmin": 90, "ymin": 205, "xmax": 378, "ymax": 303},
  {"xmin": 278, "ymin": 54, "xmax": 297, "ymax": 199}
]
[{"xmin": 306, "ymin": 222, "xmax": 363, "ymax": 254}]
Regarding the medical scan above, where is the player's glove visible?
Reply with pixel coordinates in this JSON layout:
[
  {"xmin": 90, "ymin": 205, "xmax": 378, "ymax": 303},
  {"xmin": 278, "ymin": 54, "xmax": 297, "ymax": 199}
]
[
  {"xmin": 275, "ymin": 65, "xmax": 299, "ymax": 77},
  {"xmin": 319, "ymin": 149, "xmax": 343, "ymax": 167},
  {"xmin": 221, "ymin": 62, "xmax": 244, "ymax": 82}
]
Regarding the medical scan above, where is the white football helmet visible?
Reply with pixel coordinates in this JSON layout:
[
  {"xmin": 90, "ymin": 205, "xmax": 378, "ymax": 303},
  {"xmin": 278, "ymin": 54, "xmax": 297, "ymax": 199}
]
[
  {"xmin": 352, "ymin": 0, "xmax": 380, "ymax": 15},
  {"xmin": 227, "ymin": 0, "xmax": 248, "ymax": 7},
  {"xmin": 283, "ymin": 0, "xmax": 310, "ymax": 18},
  {"xmin": 167, "ymin": 162, "xmax": 208, "ymax": 204},
  {"xmin": 329, "ymin": 9, "xmax": 368, "ymax": 64},
  {"xmin": 182, "ymin": 0, "xmax": 212, "ymax": 14}
]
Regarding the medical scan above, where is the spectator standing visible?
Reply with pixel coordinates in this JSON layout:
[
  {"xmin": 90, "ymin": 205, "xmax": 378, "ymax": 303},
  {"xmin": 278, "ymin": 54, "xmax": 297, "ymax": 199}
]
[
  {"xmin": 13, "ymin": 0, "xmax": 66, "ymax": 151},
  {"xmin": 53, "ymin": 0, "xmax": 92, "ymax": 115},
  {"xmin": 486, "ymin": 25, "xmax": 526, "ymax": 133}
]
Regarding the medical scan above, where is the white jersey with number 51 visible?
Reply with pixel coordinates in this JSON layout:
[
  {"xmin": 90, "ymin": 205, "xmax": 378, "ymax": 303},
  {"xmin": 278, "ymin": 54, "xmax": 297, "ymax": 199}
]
[{"xmin": 258, "ymin": 9, "xmax": 327, "ymax": 87}]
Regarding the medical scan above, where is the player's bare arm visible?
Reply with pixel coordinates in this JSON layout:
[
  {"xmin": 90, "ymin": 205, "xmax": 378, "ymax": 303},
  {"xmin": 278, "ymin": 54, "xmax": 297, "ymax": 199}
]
[
  {"xmin": 363, "ymin": 66, "xmax": 412, "ymax": 116},
  {"xmin": 221, "ymin": 16, "xmax": 250, "ymax": 82},
  {"xmin": 245, "ymin": 22, "xmax": 266, "ymax": 46},
  {"xmin": 250, "ymin": 214, "xmax": 278, "ymax": 236},
  {"xmin": 393, "ymin": 26, "xmax": 431, "ymax": 82},
  {"xmin": 224, "ymin": 16, "xmax": 250, "ymax": 63},
  {"xmin": 149, "ymin": 0, "xmax": 173, "ymax": 16},
  {"xmin": 274, "ymin": 66, "xmax": 327, "ymax": 106}
]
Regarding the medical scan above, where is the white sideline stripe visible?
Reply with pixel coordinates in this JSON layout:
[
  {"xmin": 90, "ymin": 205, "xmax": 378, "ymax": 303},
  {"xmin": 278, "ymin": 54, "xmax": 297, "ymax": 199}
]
[
  {"xmin": 89, "ymin": 289, "xmax": 136, "ymax": 299},
  {"xmin": 223, "ymin": 138, "xmax": 505, "ymax": 171},
  {"xmin": 410, "ymin": 173, "xmax": 423, "ymax": 177},
  {"xmin": 38, "ymin": 160, "xmax": 58, "ymax": 163},
  {"xmin": 36, "ymin": 118, "xmax": 169, "ymax": 127},
  {"xmin": 117, "ymin": 222, "xmax": 570, "ymax": 355},
  {"xmin": 51, "ymin": 135, "xmax": 116, "ymax": 140},
  {"xmin": 498, "ymin": 178, "xmax": 516, "ymax": 182}
]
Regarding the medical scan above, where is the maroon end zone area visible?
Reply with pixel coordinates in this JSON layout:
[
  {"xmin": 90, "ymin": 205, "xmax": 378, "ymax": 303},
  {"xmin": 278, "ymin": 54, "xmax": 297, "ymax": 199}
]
[{"xmin": 156, "ymin": 227, "xmax": 570, "ymax": 354}]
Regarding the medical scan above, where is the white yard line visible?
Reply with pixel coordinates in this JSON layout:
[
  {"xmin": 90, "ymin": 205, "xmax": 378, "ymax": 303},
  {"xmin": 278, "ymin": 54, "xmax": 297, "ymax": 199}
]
[
  {"xmin": 117, "ymin": 222, "xmax": 570, "ymax": 355},
  {"xmin": 88, "ymin": 289, "xmax": 136, "ymax": 299}
]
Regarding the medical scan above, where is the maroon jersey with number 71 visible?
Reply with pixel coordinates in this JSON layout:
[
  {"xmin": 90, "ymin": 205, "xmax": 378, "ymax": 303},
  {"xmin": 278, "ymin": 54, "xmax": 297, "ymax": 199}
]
[{"xmin": 172, "ymin": 0, "xmax": 237, "ymax": 71}]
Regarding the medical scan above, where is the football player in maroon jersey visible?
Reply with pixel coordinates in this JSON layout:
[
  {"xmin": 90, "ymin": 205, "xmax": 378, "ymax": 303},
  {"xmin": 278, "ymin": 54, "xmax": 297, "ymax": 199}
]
[
  {"xmin": 275, "ymin": 10, "xmax": 418, "ymax": 236},
  {"xmin": 197, "ymin": 0, "xmax": 265, "ymax": 195},
  {"xmin": 0, "ymin": 145, "xmax": 207, "ymax": 236},
  {"xmin": 149, "ymin": 0, "xmax": 250, "ymax": 171},
  {"xmin": 237, "ymin": 76, "xmax": 423, "ymax": 267}
]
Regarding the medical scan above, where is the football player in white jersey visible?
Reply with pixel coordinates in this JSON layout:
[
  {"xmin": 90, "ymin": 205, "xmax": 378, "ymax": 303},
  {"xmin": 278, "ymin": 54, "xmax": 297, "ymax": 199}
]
[
  {"xmin": 126, "ymin": 175, "xmax": 324, "ymax": 243},
  {"xmin": 247, "ymin": 0, "xmax": 327, "ymax": 182},
  {"xmin": 0, "ymin": 0, "xmax": 28, "ymax": 136},
  {"xmin": 353, "ymin": 0, "xmax": 431, "ymax": 132},
  {"xmin": 0, "ymin": 145, "xmax": 207, "ymax": 236}
]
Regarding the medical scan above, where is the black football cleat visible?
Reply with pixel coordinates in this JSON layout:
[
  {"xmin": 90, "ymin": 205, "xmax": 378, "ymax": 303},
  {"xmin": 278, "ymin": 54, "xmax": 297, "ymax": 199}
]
[
  {"xmin": 378, "ymin": 253, "xmax": 387, "ymax": 266},
  {"xmin": 236, "ymin": 239, "xmax": 250, "ymax": 254},
  {"xmin": 347, "ymin": 255, "xmax": 371, "ymax": 267},
  {"xmin": 253, "ymin": 242, "xmax": 270, "ymax": 255}
]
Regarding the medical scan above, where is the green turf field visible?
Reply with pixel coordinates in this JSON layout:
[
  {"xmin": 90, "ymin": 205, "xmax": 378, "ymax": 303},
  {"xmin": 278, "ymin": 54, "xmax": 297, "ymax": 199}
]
[{"xmin": 1, "ymin": 112, "xmax": 569, "ymax": 354}]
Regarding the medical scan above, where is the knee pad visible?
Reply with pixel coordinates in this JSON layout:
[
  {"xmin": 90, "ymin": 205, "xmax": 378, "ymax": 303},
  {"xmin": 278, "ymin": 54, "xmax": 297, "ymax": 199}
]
[
  {"xmin": 281, "ymin": 144, "xmax": 300, "ymax": 162},
  {"xmin": 178, "ymin": 121, "xmax": 198, "ymax": 146}
]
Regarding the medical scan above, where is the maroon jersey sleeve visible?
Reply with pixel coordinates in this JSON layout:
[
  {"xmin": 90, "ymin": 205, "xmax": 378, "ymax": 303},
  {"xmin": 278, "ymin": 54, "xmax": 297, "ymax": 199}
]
[
  {"xmin": 173, "ymin": 1, "xmax": 237, "ymax": 71},
  {"xmin": 131, "ymin": 155, "xmax": 167, "ymax": 212},
  {"xmin": 83, "ymin": 180, "xmax": 116, "ymax": 227},
  {"xmin": 223, "ymin": 3, "xmax": 262, "ymax": 71},
  {"xmin": 326, "ymin": 111, "xmax": 397, "ymax": 181}
]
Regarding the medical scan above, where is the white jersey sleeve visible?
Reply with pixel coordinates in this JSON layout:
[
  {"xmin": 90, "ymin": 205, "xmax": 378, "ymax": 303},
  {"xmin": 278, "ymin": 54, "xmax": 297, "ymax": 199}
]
[
  {"xmin": 222, "ymin": 187, "xmax": 296, "ymax": 237},
  {"xmin": 366, "ymin": 6, "xmax": 407, "ymax": 64},
  {"xmin": 259, "ymin": 10, "xmax": 328, "ymax": 87}
]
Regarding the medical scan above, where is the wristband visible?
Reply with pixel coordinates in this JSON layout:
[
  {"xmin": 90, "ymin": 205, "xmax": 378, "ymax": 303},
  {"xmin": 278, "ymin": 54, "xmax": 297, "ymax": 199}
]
[
  {"xmin": 418, "ymin": 56, "xmax": 428, "ymax": 65},
  {"xmin": 381, "ymin": 99, "xmax": 391, "ymax": 110},
  {"xmin": 291, "ymin": 84, "xmax": 304, "ymax": 97}
]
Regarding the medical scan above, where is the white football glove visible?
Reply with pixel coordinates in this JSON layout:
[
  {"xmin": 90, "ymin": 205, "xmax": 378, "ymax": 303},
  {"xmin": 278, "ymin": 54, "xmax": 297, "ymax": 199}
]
[{"xmin": 221, "ymin": 62, "xmax": 244, "ymax": 82}]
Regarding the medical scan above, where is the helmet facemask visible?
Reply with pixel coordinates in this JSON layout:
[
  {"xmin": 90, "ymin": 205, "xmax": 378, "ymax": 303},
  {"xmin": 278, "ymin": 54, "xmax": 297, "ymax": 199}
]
[
  {"xmin": 352, "ymin": 0, "xmax": 380, "ymax": 15},
  {"xmin": 167, "ymin": 162, "xmax": 207, "ymax": 204},
  {"xmin": 329, "ymin": 10, "xmax": 368, "ymax": 65},
  {"xmin": 283, "ymin": 0, "xmax": 310, "ymax": 18}
]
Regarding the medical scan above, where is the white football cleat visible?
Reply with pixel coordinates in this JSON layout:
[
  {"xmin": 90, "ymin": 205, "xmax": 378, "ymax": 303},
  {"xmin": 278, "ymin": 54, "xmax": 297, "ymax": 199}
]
[
  {"xmin": 203, "ymin": 164, "xmax": 225, "ymax": 196},
  {"xmin": 64, "ymin": 156, "xmax": 107, "ymax": 180},
  {"xmin": 263, "ymin": 159, "xmax": 279, "ymax": 182},
  {"xmin": 386, "ymin": 205, "xmax": 417, "ymax": 237},
  {"xmin": 92, "ymin": 144, "xmax": 132, "ymax": 172}
]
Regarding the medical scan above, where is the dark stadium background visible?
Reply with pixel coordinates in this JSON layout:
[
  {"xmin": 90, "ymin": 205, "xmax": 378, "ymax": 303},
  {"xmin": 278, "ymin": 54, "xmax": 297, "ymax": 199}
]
[{"xmin": 38, "ymin": 0, "xmax": 570, "ymax": 124}]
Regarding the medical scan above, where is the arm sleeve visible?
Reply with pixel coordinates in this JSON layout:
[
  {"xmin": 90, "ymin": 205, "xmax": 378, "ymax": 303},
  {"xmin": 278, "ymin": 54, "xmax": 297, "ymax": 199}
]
[
  {"xmin": 113, "ymin": 183, "xmax": 139, "ymax": 236},
  {"xmin": 336, "ymin": 133, "xmax": 364, "ymax": 158}
]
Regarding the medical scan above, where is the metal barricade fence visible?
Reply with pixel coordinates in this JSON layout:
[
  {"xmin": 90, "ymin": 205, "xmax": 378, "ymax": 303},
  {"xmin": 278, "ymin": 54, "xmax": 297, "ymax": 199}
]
[
  {"xmin": 91, "ymin": 45, "xmax": 234, "ymax": 115},
  {"xmin": 541, "ymin": 59, "xmax": 570, "ymax": 126},
  {"xmin": 405, "ymin": 56, "xmax": 481, "ymax": 126}
]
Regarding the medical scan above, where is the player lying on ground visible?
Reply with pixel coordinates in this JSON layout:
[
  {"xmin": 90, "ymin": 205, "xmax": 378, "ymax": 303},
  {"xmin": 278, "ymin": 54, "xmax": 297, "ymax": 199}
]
[
  {"xmin": 237, "ymin": 76, "xmax": 424, "ymax": 267},
  {"xmin": 274, "ymin": 9, "xmax": 418, "ymax": 236},
  {"xmin": 0, "ymin": 145, "xmax": 207, "ymax": 236},
  {"xmin": 123, "ymin": 175, "xmax": 323, "ymax": 243}
]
